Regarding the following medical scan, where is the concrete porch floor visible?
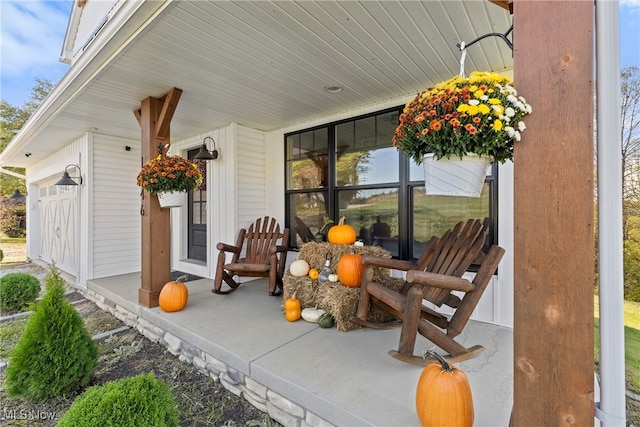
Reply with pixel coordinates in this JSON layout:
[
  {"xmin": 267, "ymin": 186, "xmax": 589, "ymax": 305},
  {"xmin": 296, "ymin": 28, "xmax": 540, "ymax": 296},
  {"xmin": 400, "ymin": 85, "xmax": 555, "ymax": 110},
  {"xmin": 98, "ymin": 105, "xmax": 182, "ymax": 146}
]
[{"xmin": 87, "ymin": 273, "xmax": 514, "ymax": 426}]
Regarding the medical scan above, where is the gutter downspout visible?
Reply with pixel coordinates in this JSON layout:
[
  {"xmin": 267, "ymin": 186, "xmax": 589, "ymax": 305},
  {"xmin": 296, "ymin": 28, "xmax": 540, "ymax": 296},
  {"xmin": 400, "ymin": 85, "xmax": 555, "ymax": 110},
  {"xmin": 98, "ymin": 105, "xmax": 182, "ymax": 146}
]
[
  {"xmin": 595, "ymin": 1, "xmax": 626, "ymax": 426},
  {"xmin": 0, "ymin": 167, "xmax": 26, "ymax": 180}
]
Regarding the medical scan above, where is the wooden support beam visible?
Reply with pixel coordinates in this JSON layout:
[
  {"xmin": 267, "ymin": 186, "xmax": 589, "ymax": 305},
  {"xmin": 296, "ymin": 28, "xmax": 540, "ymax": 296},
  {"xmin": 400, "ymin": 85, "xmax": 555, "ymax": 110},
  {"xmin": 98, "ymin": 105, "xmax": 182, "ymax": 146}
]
[
  {"xmin": 135, "ymin": 88, "xmax": 182, "ymax": 308},
  {"xmin": 156, "ymin": 88, "xmax": 182, "ymax": 141},
  {"xmin": 512, "ymin": 1, "xmax": 594, "ymax": 425}
]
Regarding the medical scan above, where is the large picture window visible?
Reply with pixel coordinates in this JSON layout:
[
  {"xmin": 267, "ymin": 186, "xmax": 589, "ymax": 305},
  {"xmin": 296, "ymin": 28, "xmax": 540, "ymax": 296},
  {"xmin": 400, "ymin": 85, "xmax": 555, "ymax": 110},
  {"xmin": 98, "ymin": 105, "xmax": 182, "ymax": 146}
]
[{"xmin": 285, "ymin": 107, "xmax": 497, "ymax": 261}]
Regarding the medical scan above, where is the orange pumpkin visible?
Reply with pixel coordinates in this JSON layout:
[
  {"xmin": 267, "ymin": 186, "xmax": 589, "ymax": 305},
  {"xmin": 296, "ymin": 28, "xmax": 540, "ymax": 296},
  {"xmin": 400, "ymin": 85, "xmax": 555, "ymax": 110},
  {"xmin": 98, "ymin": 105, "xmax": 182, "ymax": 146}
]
[
  {"xmin": 336, "ymin": 252, "xmax": 364, "ymax": 288},
  {"xmin": 327, "ymin": 216, "xmax": 357, "ymax": 245},
  {"xmin": 415, "ymin": 351, "xmax": 474, "ymax": 427},
  {"xmin": 308, "ymin": 268, "xmax": 319, "ymax": 280},
  {"xmin": 159, "ymin": 276, "xmax": 189, "ymax": 312},
  {"xmin": 285, "ymin": 297, "xmax": 301, "ymax": 322}
]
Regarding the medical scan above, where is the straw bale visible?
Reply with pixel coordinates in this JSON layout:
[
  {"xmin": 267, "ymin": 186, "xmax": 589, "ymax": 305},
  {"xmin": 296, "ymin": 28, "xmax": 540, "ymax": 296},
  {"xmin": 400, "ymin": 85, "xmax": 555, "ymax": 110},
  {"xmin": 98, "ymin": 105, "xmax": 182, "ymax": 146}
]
[{"xmin": 283, "ymin": 242, "xmax": 405, "ymax": 331}]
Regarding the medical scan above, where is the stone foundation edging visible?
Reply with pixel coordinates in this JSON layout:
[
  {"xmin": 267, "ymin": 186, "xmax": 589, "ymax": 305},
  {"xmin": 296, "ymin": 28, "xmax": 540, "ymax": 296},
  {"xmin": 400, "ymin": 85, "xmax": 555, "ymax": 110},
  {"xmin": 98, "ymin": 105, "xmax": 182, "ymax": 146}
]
[{"xmin": 80, "ymin": 288, "xmax": 335, "ymax": 427}]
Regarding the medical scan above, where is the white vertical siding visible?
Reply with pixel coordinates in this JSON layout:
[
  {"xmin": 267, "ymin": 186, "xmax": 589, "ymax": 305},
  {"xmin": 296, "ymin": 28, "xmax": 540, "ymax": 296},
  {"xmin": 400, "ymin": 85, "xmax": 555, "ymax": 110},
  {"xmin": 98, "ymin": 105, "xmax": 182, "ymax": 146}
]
[
  {"xmin": 236, "ymin": 126, "xmax": 267, "ymax": 227},
  {"xmin": 91, "ymin": 134, "xmax": 141, "ymax": 278}
]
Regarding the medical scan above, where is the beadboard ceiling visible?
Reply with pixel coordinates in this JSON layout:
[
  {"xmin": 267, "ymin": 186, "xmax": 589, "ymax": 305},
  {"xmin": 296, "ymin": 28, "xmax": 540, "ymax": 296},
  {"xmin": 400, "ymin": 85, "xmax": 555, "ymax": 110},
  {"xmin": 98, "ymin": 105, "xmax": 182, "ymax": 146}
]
[{"xmin": 3, "ymin": 0, "xmax": 513, "ymax": 167}]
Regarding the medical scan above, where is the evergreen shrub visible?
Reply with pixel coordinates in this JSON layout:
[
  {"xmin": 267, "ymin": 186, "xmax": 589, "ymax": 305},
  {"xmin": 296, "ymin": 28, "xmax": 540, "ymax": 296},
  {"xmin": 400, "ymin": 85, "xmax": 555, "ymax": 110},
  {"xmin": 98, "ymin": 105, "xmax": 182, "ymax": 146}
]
[
  {"xmin": 0, "ymin": 272, "xmax": 40, "ymax": 311},
  {"xmin": 4, "ymin": 264, "xmax": 98, "ymax": 401},
  {"xmin": 57, "ymin": 373, "xmax": 179, "ymax": 427}
]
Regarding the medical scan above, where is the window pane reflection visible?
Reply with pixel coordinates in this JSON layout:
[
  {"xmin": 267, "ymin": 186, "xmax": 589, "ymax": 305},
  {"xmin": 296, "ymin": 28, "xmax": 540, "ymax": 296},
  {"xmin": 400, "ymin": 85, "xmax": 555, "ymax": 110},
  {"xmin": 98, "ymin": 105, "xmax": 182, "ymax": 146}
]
[
  {"xmin": 286, "ymin": 129, "xmax": 329, "ymax": 189},
  {"xmin": 288, "ymin": 192, "xmax": 328, "ymax": 247},
  {"xmin": 337, "ymin": 188, "xmax": 399, "ymax": 256},
  {"xmin": 412, "ymin": 184, "xmax": 490, "ymax": 257}
]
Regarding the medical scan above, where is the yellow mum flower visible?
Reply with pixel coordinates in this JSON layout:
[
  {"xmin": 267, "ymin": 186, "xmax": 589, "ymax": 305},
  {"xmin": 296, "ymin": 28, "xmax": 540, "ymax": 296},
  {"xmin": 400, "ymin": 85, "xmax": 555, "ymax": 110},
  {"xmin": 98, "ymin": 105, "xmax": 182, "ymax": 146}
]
[
  {"xmin": 474, "ymin": 90, "xmax": 485, "ymax": 99},
  {"xmin": 488, "ymin": 98, "xmax": 501, "ymax": 105},
  {"xmin": 492, "ymin": 119, "xmax": 503, "ymax": 131},
  {"xmin": 478, "ymin": 104, "xmax": 491, "ymax": 115}
]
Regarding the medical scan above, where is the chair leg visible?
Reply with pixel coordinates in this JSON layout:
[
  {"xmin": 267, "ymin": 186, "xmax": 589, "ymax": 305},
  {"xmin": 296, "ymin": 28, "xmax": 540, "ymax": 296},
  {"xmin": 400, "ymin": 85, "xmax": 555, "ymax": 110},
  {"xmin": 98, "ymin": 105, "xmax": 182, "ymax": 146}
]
[{"xmin": 397, "ymin": 286, "xmax": 423, "ymax": 356}]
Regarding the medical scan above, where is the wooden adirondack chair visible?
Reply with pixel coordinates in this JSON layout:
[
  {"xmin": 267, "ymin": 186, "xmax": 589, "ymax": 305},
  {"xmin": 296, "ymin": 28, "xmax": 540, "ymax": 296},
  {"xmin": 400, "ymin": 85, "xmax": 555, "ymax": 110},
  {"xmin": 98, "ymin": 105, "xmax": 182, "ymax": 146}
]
[
  {"xmin": 214, "ymin": 216, "xmax": 290, "ymax": 296},
  {"xmin": 350, "ymin": 219, "xmax": 505, "ymax": 365}
]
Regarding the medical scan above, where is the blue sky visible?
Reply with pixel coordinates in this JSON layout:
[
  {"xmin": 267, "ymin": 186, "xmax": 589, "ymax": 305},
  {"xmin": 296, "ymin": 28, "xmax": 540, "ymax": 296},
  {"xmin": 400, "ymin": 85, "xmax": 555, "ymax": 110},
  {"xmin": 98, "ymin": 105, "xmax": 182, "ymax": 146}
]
[{"xmin": 1, "ymin": 0, "xmax": 639, "ymax": 108}]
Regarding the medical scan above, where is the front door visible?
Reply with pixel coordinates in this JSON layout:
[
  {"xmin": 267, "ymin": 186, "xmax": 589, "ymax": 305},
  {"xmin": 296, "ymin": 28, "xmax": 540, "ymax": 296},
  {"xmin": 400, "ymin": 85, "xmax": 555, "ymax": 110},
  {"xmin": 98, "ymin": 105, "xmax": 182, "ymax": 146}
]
[{"xmin": 188, "ymin": 149, "xmax": 207, "ymax": 261}]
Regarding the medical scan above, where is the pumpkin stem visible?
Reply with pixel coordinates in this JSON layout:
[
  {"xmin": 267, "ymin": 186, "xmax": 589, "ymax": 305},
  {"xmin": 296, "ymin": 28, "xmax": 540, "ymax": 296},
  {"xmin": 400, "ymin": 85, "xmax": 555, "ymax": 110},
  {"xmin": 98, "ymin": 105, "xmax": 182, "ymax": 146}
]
[
  {"xmin": 176, "ymin": 275, "xmax": 189, "ymax": 283},
  {"xmin": 423, "ymin": 350, "xmax": 454, "ymax": 373},
  {"xmin": 338, "ymin": 216, "xmax": 346, "ymax": 226}
]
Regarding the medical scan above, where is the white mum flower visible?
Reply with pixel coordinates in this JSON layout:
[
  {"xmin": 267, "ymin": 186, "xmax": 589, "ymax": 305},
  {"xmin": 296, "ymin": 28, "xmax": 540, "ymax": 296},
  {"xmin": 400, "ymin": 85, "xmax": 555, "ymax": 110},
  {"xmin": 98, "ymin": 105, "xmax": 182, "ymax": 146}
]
[
  {"xmin": 514, "ymin": 131, "xmax": 521, "ymax": 141},
  {"xmin": 505, "ymin": 107, "xmax": 516, "ymax": 118},
  {"xmin": 518, "ymin": 121, "xmax": 526, "ymax": 131},
  {"xmin": 506, "ymin": 126, "xmax": 516, "ymax": 138},
  {"xmin": 526, "ymin": 104, "xmax": 533, "ymax": 114},
  {"xmin": 515, "ymin": 101, "xmax": 526, "ymax": 111},
  {"xmin": 468, "ymin": 99, "xmax": 480, "ymax": 106},
  {"xmin": 480, "ymin": 95, "xmax": 489, "ymax": 101},
  {"xmin": 507, "ymin": 94, "xmax": 518, "ymax": 104}
]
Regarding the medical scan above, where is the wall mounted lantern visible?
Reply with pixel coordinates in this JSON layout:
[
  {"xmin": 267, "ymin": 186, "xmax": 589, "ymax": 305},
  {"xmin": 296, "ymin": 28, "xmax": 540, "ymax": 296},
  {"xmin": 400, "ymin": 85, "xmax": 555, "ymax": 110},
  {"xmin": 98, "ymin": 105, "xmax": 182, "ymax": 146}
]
[
  {"xmin": 194, "ymin": 136, "xmax": 218, "ymax": 161},
  {"xmin": 55, "ymin": 164, "xmax": 83, "ymax": 186}
]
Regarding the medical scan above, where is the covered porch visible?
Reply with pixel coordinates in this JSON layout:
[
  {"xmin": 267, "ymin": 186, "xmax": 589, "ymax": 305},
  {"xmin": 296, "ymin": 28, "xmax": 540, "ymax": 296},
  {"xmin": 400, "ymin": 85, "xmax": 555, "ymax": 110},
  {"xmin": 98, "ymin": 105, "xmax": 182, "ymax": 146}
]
[{"xmin": 86, "ymin": 273, "xmax": 513, "ymax": 426}]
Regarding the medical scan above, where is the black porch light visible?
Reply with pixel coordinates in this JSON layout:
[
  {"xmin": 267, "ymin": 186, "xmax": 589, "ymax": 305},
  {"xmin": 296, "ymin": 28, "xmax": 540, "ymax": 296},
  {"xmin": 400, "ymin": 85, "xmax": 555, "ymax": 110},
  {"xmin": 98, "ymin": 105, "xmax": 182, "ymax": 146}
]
[
  {"xmin": 55, "ymin": 164, "xmax": 83, "ymax": 186},
  {"xmin": 194, "ymin": 136, "xmax": 218, "ymax": 161}
]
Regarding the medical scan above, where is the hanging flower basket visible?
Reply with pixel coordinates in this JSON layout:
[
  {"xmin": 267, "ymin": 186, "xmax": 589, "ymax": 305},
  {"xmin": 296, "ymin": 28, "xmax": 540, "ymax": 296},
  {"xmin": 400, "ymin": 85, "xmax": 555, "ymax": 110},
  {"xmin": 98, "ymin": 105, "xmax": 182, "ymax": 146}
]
[
  {"xmin": 422, "ymin": 153, "xmax": 490, "ymax": 197},
  {"xmin": 157, "ymin": 191, "xmax": 186, "ymax": 208},
  {"xmin": 136, "ymin": 154, "xmax": 203, "ymax": 206},
  {"xmin": 393, "ymin": 71, "xmax": 532, "ymax": 196}
]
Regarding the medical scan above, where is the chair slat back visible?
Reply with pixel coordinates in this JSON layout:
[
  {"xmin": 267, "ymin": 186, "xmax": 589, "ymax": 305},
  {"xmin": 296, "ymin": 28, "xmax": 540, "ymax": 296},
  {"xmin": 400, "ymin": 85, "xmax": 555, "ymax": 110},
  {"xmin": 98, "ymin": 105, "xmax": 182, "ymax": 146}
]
[
  {"xmin": 244, "ymin": 217, "xmax": 282, "ymax": 264},
  {"xmin": 419, "ymin": 219, "xmax": 486, "ymax": 306}
]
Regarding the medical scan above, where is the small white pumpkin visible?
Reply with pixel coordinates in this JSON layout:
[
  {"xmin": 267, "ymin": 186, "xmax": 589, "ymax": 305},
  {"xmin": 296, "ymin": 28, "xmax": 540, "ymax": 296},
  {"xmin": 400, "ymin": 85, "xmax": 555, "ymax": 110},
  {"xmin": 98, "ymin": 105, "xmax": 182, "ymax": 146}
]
[
  {"xmin": 353, "ymin": 240, "xmax": 365, "ymax": 247},
  {"xmin": 328, "ymin": 273, "xmax": 339, "ymax": 283},
  {"xmin": 301, "ymin": 307, "xmax": 326, "ymax": 323},
  {"xmin": 289, "ymin": 259, "xmax": 310, "ymax": 277}
]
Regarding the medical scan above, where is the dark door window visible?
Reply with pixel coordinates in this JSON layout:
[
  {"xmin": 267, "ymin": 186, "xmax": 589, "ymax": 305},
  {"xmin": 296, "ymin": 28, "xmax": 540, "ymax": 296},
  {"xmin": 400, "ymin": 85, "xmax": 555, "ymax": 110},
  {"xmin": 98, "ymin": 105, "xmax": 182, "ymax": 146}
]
[{"xmin": 188, "ymin": 149, "xmax": 207, "ymax": 261}]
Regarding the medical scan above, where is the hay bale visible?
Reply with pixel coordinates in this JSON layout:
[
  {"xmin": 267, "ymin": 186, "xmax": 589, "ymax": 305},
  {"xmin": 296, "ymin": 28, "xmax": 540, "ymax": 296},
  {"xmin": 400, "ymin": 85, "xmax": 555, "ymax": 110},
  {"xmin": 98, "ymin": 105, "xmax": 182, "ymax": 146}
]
[{"xmin": 283, "ymin": 242, "xmax": 405, "ymax": 331}]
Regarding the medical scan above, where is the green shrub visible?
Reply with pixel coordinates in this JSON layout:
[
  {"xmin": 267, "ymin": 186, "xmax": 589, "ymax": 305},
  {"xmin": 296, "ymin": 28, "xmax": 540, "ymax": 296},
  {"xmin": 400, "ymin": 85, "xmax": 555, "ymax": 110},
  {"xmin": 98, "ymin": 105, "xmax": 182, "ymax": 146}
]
[
  {"xmin": 4, "ymin": 264, "xmax": 98, "ymax": 401},
  {"xmin": 0, "ymin": 272, "xmax": 40, "ymax": 311},
  {"xmin": 0, "ymin": 204, "xmax": 26, "ymax": 238},
  {"xmin": 57, "ymin": 373, "xmax": 179, "ymax": 427}
]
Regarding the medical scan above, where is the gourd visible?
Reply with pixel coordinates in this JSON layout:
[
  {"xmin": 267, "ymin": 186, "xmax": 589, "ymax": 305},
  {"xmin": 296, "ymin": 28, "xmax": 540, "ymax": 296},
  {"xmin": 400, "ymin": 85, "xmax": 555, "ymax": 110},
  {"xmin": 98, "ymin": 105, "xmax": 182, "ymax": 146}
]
[
  {"xmin": 308, "ymin": 268, "xmax": 319, "ymax": 280},
  {"xmin": 318, "ymin": 312, "xmax": 335, "ymax": 328},
  {"xmin": 289, "ymin": 259, "xmax": 310, "ymax": 277},
  {"xmin": 284, "ymin": 296, "xmax": 302, "ymax": 322},
  {"xmin": 159, "ymin": 276, "xmax": 189, "ymax": 312},
  {"xmin": 328, "ymin": 273, "xmax": 339, "ymax": 283},
  {"xmin": 301, "ymin": 307, "xmax": 326, "ymax": 323},
  {"xmin": 327, "ymin": 216, "xmax": 357, "ymax": 245},
  {"xmin": 415, "ymin": 351, "xmax": 474, "ymax": 427},
  {"xmin": 336, "ymin": 252, "xmax": 364, "ymax": 288}
]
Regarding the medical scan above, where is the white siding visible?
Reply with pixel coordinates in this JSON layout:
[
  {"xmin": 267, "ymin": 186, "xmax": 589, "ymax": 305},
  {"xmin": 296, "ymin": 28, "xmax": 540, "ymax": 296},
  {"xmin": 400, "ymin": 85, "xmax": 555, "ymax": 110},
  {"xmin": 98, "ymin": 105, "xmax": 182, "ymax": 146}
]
[
  {"xmin": 237, "ymin": 126, "xmax": 267, "ymax": 227},
  {"xmin": 91, "ymin": 134, "xmax": 141, "ymax": 278}
]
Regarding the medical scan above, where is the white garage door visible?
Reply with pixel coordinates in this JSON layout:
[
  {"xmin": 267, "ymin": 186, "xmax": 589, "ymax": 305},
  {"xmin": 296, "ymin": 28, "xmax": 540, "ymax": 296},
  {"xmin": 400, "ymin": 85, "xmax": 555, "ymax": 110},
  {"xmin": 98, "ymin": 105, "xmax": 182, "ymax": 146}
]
[{"xmin": 38, "ymin": 182, "xmax": 78, "ymax": 276}]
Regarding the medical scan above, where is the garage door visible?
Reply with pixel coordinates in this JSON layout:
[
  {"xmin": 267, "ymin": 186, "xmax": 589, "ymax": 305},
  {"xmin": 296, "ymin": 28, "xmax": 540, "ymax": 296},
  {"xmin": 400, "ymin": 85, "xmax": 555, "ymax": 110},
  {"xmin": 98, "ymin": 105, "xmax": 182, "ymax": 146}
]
[{"xmin": 38, "ymin": 182, "xmax": 78, "ymax": 276}]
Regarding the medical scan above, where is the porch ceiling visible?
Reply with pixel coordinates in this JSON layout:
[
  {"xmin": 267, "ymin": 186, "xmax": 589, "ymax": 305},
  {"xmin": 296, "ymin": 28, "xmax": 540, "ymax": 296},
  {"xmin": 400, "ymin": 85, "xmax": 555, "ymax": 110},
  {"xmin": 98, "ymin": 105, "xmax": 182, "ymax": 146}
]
[{"xmin": 3, "ymin": 0, "xmax": 512, "ymax": 167}]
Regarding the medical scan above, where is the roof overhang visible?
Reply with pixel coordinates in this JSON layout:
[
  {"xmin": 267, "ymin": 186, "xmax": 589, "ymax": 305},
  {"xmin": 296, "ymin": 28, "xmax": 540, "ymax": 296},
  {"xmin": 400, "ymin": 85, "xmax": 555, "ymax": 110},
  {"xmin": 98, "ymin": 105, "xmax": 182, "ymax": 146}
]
[{"xmin": 1, "ymin": 0, "xmax": 512, "ymax": 168}]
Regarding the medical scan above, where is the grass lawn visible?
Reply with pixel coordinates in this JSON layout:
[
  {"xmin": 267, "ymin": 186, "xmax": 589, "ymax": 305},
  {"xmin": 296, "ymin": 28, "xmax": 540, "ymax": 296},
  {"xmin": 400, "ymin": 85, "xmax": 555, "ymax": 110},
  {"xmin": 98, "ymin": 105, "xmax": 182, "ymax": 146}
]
[{"xmin": 594, "ymin": 297, "xmax": 640, "ymax": 397}]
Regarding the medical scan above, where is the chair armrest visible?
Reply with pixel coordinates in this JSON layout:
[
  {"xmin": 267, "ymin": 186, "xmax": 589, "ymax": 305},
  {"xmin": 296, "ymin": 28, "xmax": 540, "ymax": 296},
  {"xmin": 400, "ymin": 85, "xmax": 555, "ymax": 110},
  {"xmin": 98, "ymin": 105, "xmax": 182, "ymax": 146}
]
[
  {"xmin": 361, "ymin": 255, "xmax": 415, "ymax": 272},
  {"xmin": 216, "ymin": 242, "xmax": 241, "ymax": 253},
  {"xmin": 270, "ymin": 245, "xmax": 288, "ymax": 254},
  {"xmin": 405, "ymin": 270, "xmax": 474, "ymax": 292}
]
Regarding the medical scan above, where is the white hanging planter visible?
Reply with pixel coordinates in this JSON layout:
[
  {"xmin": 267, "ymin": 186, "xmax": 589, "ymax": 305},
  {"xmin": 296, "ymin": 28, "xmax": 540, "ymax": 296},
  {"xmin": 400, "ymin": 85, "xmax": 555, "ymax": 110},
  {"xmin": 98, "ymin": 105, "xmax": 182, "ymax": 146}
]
[
  {"xmin": 157, "ymin": 191, "xmax": 186, "ymax": 208},
  {"xmin": 422, "ymin": 153, "xmax": 491, "ymax": 197}
]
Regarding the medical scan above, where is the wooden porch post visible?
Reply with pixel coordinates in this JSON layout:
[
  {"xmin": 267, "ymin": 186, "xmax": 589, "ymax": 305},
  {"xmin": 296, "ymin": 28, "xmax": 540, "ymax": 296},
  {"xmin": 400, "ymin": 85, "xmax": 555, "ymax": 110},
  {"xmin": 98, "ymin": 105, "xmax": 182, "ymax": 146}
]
[
  {"xmin": 512, "ymin": 1, "xmax": 594, "ymax": 424},
  {"xmin": 135, "ymin": 88, "xmax": 182, "ymax": 307}
]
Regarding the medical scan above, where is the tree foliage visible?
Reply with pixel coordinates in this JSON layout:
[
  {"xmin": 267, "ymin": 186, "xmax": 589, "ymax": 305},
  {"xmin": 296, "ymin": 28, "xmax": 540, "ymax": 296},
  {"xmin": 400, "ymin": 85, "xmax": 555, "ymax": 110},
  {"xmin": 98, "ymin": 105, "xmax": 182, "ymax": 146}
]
[
  {"xmin": 621, "ymin": 66, "xmax": 640, "ymax": 302},
  {"xmin": 0, "ymin": 78, "xmax": 54, "ymax": 196}
]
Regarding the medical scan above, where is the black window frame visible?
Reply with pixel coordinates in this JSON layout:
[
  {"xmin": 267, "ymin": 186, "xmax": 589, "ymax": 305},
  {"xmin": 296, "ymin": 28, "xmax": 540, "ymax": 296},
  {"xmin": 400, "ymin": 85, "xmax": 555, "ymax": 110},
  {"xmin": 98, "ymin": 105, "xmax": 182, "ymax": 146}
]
[{"xmin": 284, "ymin": 106, "xmax": 498, "ymax": 263}]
